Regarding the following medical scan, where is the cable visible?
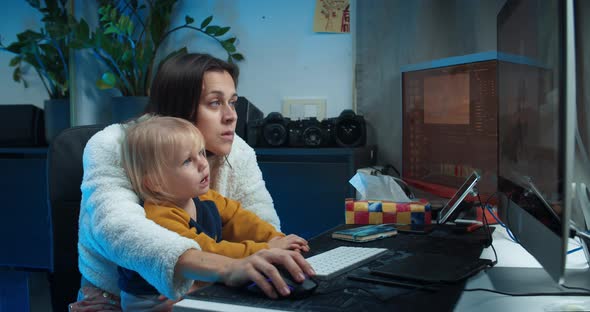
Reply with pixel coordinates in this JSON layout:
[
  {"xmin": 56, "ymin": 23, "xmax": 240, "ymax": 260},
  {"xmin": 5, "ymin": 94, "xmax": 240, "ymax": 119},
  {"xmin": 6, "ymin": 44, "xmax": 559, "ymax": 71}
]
[
  {"xmin": 477, "ymin": 193, "xmax": 498, "ymax": 266},
  {"xmin": 485, "ymin": 205, "xmax": 519, "ymax": 242},
  {"xmin": 562, "ymin": 284, "xmax": 590, "ymax": 293},
  {"xmin": 484, "ymin": 192, "xmax": 520, "ymax": 243},
  {"xmin": 463, "ymin": 288, "xmax": 590, "ymax": 297},
  {"xmin": 568, "ymin": 246, "xmax": 583, "ymax": 254},
  {"xmin": 485, "ymin": 196, "xmax": 582, "ymax": 254}
]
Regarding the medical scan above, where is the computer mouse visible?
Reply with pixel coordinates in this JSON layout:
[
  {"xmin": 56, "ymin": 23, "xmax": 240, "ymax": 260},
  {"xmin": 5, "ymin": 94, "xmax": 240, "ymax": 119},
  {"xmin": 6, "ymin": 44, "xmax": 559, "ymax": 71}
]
[{"xmin": 246, "ymin": 265, "xmax": 318, "ymax": 299}]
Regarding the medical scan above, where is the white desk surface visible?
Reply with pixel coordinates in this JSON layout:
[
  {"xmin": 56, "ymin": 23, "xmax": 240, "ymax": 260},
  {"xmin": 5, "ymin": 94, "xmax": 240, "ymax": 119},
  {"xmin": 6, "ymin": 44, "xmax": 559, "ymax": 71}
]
[
  {"xmin": 174, "ymin": 225, "xmax": 590, "ymax": 312},
  {"xmin": 455, "ymin": 225, "xmax": 590, "ymax": 312}
]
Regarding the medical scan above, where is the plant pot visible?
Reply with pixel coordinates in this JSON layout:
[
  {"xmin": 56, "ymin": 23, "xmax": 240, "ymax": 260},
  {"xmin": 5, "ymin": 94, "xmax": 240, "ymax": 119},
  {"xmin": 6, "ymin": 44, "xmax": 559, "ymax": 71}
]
[
  {"xmin": 111, "ymin": 96, "xmax": 150, "ymax": 124},
  {"xmin": 44, "ymin": 98, "xmax": 71, "ymax": 144}
]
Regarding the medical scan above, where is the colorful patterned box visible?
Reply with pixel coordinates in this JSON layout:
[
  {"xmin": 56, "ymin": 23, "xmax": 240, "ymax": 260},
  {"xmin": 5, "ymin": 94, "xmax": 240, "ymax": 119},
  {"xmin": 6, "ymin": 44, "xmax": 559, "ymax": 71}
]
[{"xmin": 345, "ymin": 198, "xmax": 432, "ymax": 225}]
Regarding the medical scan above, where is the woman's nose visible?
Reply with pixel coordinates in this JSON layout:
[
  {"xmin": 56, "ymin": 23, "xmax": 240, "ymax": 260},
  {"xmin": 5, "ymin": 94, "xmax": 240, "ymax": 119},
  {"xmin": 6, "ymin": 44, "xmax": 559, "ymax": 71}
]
[{"xmin": 222, "ymin": 103, "xmax": 237, "ymax": 124}]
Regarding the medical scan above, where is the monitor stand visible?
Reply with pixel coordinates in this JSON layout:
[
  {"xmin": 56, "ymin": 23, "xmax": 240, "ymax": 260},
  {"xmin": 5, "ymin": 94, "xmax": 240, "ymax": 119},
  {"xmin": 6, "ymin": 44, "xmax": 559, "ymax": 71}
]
[
  {"xmin": 485, "ymin": 229, "xmax": 590, "ymax": 294},
  {"xmin": 485, "ymin": 266, "xmax": 590, "ymax": 294}
]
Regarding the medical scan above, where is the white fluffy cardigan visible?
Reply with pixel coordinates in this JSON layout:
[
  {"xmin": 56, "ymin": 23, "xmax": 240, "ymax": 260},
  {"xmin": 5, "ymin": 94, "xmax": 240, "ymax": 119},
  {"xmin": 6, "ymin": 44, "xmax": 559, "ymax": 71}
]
[{"xmin": 78, "ymin": 124, "xmax": 280, "ymax": 299}]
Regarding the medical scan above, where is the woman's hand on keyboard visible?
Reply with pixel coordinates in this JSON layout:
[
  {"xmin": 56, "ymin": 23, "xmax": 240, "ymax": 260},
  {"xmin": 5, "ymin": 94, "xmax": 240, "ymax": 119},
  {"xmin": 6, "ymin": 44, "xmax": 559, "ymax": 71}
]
[
  {"xmin": 269, "ymin": 234, "xmax": 310, "ymax": 252},
  {"xmin": 221, "ymin": 249, "xmax": 315, "ymax": 299}
]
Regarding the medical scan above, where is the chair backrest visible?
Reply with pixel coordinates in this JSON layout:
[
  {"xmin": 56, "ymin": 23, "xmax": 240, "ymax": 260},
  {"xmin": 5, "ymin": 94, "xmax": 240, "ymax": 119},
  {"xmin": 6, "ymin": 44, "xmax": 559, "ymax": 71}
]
[{"xmin": 47, "ymin": 125, "xmax": 104, "ymax": 311}]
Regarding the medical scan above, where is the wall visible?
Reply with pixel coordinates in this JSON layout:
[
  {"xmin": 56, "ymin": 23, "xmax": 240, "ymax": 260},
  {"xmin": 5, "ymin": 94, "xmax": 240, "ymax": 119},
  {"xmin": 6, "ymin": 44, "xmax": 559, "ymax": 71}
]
[
  {"xmin": 355, "ymin": 0, "xmax": 501, "ymax": 170},
  {"xmin": 0, "ymin": 2, "xmax": 46, "ymax": 108},
  {"xmin": 71, "ymin": 0, "xmax": 354, "ymax": 125}
]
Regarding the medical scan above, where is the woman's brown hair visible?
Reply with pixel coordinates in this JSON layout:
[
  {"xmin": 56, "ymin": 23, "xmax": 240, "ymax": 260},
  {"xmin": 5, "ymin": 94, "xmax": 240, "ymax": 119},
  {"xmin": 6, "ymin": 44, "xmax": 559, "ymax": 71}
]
[{"xmin": 145, "ymin": 53, "xmax": 239, "ymax": 122}]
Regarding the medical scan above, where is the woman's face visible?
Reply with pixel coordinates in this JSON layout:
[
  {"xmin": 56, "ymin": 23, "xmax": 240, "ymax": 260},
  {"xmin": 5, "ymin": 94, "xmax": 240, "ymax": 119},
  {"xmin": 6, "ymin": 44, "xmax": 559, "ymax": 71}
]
[{"xmin": 195, "ymin": 70, "xmax": 238, "ymax": 156}]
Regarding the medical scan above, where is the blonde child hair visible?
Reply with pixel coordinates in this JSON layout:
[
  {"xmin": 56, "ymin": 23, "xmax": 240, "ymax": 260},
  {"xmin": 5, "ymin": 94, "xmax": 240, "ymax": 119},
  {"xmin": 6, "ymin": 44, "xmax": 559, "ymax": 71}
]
[{"xmin": 121, "ymin": 114, "xmax": 205, "ymax": 205}]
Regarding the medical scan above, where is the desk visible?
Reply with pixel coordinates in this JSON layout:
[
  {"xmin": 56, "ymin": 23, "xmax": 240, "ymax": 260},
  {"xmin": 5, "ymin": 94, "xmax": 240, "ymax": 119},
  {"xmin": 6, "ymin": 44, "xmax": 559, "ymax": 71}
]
[
  {"xmin": 175, "ymin": 224, "xmax": 590, "ymax": 311},
  {"xmin": 174, "ymin": 224, "xmax": 491, "ymax": 312},
  {"xmin": 455, "ymin": 226, "xmax": 590, "ymax": 312}
]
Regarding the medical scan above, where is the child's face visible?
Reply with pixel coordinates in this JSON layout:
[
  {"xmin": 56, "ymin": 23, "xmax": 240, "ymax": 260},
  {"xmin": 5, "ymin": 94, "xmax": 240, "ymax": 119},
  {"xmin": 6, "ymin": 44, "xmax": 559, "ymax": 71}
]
[{"xmin": 160, "ymin": 138, "xmax": 210, "ymax": 201}]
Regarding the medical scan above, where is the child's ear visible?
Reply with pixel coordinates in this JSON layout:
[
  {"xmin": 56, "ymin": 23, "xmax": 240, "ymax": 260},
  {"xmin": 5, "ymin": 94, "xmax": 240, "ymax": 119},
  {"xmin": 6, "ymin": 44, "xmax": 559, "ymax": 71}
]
[{"xmin": 143, "ymin": 175, "xmax": 159, "ymax": 193}]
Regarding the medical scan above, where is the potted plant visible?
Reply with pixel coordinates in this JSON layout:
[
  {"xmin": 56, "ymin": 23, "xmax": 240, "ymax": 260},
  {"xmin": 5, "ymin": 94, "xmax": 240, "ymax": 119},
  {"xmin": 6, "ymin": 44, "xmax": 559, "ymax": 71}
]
[
  {"xmin": 70, "ymin": 0, "xmax": 244, "ymax": 123},
  {"xmin": 0, "ymin": 0, "xmax": 71, "ymax": 143}
]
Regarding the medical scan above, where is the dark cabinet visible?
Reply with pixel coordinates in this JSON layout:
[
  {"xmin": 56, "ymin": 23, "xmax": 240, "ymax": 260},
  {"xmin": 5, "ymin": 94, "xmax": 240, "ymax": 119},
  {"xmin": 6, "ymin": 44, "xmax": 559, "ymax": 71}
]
[
  {"xmin": 256, "ymin": 147, "xmax": 376, "ymax": 239},
  {"xmin": 0, "ymin": 148, "xmax": 51, "ymax": 311}
]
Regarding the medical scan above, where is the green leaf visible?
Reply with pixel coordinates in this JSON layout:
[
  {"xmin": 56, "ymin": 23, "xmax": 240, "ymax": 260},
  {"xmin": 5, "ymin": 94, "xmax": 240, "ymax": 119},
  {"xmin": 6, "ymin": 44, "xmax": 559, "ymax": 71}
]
[
  {"xmin": 185, "ymin": 15, "xmax": 194, "ymax": 25},
  {"xmin": 221, "ymin": 40, "xmax": 236, "ymax": 53},
  {"xmin": 215, "ymin": 26, "xmax": 230, "ymax": 37},
  {"xmin": 96, "ymin": 79, "xmax": 114, "ymax": 90},
  {"xmin": 76, "ymin": 19, "xmax": 90, "ymax": 42},
  {"xmin": 101, "ymin": 72, "xmax": 117, "ymax": 86},
  {"xmin": 122, "ymin": 50, "xmax": 133, "ymax": 62},
  {"xmin": 16, "ymin": 30, "xmax": 44, "ymax": 42},
  {"xmin": 201, "ymin": 16, "xmax": 213, "ymax": 28},
  {"xmin": 226, "ymin": 37, "xmax": 236, "ymax": 44},
  {"xmin": 25, "ymin": 0, "xmax": 40, "ymax": 9},
  {"xmin": 205, "ymin": 25, "xmax": 220, "ymax": 35},
  {"xmin": 104, "ymin": 25, "xmax": 120, "ymax": 35},
  {"xmin": 9, "ymin": 56, "xmax": 21, "ymax": 67},
  {"xmin": 110, "ymin": 7, "xmax": 118, "ymax": 22},
  {"xmin": 13, "ymin": 67, "xmax": 22, "ymax": 82},
  {"xmin": 231, "ymin": 53, "xmax": 244, "ymax": 61}
]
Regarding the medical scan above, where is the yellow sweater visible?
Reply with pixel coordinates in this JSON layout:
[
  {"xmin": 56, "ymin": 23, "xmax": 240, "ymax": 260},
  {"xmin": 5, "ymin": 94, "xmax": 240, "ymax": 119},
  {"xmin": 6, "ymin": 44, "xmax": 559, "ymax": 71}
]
[{"xmin": 144, "ymin": 190, "xmax": 284, "ymax": 259}]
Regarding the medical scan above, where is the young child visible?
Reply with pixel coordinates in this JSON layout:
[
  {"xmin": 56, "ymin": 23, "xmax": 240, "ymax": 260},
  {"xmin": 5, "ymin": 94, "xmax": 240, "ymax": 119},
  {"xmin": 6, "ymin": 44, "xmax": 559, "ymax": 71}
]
[{"xmin": 119, "ymin": 115, "xmax": 309, "ymax": 309}]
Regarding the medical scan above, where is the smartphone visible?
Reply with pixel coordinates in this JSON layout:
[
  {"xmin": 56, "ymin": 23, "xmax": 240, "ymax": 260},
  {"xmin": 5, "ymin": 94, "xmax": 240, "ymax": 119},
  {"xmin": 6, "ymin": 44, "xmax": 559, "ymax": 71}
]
[{"xmin": 393, "ymin": 223, "xmax": 434, "ymax": 234}]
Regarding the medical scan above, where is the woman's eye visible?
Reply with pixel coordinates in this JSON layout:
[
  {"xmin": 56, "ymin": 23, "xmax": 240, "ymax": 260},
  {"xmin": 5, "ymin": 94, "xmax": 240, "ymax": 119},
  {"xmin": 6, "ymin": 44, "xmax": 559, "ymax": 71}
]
[
  {"xmin": 209, "ymin": 100, "xmax": 221, "ymax": 107},
  {"xmin": 229, "ymin": 100, "xmax": 237, "ymax": 108}
]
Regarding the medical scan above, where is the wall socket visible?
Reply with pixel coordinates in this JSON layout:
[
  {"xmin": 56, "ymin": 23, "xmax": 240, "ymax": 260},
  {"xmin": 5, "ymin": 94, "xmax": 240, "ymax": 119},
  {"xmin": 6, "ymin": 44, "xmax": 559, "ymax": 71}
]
[{"xmin": 282, "ymin": 98, "xmax": 327, "ymax": 120}]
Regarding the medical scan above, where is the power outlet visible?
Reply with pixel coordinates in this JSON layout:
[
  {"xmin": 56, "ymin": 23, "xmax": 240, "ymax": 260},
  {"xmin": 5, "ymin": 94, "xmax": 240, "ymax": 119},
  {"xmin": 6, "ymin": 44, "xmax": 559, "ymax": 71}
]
[{"xmin": 282, "ymin": 98, "xmax": 327, "ymax": 120}]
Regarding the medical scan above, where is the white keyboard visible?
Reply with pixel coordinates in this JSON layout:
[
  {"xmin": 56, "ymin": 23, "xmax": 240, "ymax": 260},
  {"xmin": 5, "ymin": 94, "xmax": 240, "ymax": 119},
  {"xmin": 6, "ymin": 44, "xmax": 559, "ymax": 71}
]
[{"xmin": 306, "ymin": 246, "xmax": 388, "ymax": 279}]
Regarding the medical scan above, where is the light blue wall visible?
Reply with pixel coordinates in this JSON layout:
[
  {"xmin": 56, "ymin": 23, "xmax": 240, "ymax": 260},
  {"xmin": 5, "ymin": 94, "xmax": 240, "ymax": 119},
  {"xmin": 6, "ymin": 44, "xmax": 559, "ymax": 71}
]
[
  {"xmin": 0, "ymin": 0, "xmax": 354, "ymax": 124},
  {"xmin": 71, "ymin": 0, "xmax": 354, "ymax": 125},
  {"xmin": 0, "ymin": 2, "xmax": 47, "ymax": 108}
]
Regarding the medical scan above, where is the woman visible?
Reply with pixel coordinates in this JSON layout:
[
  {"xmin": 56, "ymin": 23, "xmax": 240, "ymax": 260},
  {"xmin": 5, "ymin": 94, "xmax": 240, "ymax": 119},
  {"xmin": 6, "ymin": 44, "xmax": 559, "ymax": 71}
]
[{"xmin": 73, "ymin": 53, "xmax": 310, "ymax": 310}]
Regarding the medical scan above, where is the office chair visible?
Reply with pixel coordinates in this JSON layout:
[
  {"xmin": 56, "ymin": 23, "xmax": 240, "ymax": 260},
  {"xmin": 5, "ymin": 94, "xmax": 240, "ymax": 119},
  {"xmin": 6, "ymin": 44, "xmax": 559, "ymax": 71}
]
[{"xmin": 47, "ymin": 125, "xmax": 104, "ymax": 311}]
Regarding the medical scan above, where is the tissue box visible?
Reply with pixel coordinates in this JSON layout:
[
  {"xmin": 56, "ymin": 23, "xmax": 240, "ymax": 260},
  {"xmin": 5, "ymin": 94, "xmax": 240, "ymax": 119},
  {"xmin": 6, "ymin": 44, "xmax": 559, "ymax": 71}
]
[{"xmin": 345, "ymin": 198, "xmax": 432, "ymax": 225}]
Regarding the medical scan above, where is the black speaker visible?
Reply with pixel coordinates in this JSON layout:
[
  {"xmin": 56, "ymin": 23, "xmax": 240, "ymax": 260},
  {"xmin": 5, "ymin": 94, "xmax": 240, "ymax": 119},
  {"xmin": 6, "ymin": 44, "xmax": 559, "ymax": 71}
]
[
  {"xmin": 0, "ymin": 104, "xmax": 45, "ymax": 147},
  {"xmin": 235, "ymin": 96, "xmax": 263, "ymax": 140}
]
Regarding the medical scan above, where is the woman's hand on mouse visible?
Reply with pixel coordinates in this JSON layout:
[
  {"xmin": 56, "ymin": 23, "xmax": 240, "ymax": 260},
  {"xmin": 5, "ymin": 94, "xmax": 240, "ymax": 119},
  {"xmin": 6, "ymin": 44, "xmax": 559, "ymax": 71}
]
[
  {"xmin": 268, "ymin": 234, "xmax": 310, "ymax": 252},
  {"xmin": 221, "ymin": 249, "xmax": 315, "ymax": 299}
]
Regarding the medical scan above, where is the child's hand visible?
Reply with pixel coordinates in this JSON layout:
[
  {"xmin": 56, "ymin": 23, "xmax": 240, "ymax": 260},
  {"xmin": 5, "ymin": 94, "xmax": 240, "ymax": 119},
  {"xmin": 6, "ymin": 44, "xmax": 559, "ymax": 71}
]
[{"xmin": 268, "ymin": 234, "xmax": 310, "ymax": 252}]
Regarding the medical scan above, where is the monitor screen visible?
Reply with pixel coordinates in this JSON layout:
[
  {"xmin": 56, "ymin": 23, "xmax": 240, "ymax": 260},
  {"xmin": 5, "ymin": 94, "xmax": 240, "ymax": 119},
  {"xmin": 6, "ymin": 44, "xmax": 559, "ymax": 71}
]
[
  {"xmin": 497, "ymin": 0, "xmax": 582, "ymax": 283},
  {"xmin": 572, "ymin": 0, "xmax": 590, "ymax": 234},
  {"xmin": 402, "ymin": 60, "xmax": 497, "ymax": 198}
]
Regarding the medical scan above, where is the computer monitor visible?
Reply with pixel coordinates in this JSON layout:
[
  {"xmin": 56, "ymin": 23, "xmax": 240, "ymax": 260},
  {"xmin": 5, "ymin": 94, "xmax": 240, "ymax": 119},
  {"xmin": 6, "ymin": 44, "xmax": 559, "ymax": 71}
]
[
  {"xmin": 497, "ymin": 0, "xmax": 590, "ymax": 284},
  {"xmin": 401, "ymin": 56, "xmax": 497, "ymax": 199}
]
